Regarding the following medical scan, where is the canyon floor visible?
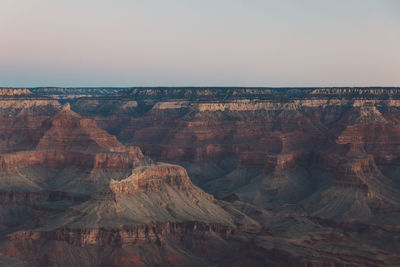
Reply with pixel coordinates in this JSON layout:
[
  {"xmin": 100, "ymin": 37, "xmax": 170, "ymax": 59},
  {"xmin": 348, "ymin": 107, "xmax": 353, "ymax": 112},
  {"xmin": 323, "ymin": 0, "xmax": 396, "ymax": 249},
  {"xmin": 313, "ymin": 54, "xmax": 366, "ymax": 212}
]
[{"xmin": 0, "ymin": 87, "xmax": 399, "ymax": 266}]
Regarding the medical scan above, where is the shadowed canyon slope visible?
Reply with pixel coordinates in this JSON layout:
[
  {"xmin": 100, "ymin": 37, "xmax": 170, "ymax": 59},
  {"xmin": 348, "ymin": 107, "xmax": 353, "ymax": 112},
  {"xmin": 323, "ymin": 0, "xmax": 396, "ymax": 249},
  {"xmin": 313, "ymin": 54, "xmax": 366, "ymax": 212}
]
[{"xmin": 0, "ymin": 87, "xmax": 400, "ymax": 266}]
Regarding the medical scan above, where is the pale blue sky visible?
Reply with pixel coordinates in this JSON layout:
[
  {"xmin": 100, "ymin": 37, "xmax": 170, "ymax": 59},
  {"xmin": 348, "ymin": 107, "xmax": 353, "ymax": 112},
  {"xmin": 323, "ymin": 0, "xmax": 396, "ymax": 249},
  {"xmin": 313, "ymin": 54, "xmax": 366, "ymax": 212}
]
[{"xmin": 0, "ymin": 0, "xmax": 399, "ymax": 87}]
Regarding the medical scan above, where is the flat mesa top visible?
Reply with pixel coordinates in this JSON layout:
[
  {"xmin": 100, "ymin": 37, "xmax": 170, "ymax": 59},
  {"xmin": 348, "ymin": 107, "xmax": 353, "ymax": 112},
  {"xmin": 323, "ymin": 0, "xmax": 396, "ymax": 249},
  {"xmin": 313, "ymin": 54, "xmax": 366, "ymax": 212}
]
[{"xmin": 2, "ymin": 87, "xmax": 400, "ymax": 101}]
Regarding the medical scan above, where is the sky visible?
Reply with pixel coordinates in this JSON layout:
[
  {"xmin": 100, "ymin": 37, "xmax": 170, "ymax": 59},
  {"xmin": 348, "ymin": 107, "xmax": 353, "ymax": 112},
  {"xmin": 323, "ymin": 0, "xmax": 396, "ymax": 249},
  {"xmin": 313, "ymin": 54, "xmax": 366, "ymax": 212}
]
[{"xmin": 0, "ymin": 0, "xmax": 399, "ymax": 87}]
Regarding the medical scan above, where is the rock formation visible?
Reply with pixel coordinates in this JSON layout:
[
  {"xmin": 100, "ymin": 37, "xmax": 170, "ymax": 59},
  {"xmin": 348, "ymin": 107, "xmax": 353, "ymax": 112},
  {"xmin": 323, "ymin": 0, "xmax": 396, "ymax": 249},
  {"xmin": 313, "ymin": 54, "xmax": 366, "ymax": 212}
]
[{"xmin": 0, "ymin": 87, "xmax": 399, "ymax": 266}]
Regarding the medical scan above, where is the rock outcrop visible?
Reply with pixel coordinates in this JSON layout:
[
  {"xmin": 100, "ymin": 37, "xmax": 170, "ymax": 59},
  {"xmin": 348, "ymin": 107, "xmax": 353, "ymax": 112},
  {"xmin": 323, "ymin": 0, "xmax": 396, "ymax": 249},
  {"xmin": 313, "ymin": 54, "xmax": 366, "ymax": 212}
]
[{"xmin": 110, "ymin": 164, "xmax": 192, "ymax": 194}]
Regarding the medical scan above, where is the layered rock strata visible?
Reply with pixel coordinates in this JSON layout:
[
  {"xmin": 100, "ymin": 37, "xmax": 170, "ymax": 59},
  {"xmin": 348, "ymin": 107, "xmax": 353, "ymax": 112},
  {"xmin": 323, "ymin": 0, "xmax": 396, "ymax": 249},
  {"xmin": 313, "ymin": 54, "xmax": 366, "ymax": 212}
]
[{"xmin": 0, "ymin": 87, "xmax": 400, "ymax": 266}]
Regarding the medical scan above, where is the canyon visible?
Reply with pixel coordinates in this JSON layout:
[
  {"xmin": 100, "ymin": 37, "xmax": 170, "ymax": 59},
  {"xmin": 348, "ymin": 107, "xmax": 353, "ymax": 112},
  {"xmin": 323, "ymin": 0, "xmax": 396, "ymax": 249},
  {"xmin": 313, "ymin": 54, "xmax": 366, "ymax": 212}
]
[{"xmin": 0, "ymin": 87, "xmax": 399, "ymax": 266}]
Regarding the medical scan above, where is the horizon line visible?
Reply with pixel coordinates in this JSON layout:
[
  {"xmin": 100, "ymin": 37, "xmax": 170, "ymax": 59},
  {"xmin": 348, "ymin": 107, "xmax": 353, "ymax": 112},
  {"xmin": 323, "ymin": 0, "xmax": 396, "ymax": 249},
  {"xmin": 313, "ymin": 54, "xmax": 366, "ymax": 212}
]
[{"xmin": 2, "ymin": 86, "xmax": 400, "ymax": 89}]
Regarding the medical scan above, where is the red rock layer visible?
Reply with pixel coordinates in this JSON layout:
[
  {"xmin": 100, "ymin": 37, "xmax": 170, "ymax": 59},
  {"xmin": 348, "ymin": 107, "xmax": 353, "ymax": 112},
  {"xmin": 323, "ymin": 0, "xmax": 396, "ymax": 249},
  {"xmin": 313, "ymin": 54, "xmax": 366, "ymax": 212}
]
[
  {"xmin": 0, "ymin": 149, "xmax": 145, "ymax": 173},
  {"xmin": 36, "ymin": 107, "xmax": 125, "ymax": 153},
  {"xmin": 110, "ymin": 164, "xmax": 192, "ymax": 194},
  {"xmin": 0, "ymin": 105, "xmax": 148, "ymax": 173},
  {"xmin": 8, "ymin": 221, "xmax": 233, "ymax": 247}
]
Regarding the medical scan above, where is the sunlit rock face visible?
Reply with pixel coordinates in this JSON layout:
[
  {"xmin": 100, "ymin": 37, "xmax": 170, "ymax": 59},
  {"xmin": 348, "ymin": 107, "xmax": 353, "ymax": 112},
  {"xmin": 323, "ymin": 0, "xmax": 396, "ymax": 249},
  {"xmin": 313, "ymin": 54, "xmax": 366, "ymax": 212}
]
[{"xmin": 0, "ymin": 87, "xmax": 400, "ymax": 266}]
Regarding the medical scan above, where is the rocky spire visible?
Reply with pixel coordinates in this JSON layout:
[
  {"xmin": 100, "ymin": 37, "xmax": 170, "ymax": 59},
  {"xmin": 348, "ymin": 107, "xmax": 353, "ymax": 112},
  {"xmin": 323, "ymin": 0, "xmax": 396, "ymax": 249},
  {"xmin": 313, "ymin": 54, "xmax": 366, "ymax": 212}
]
[{"xmin": 62, "ymin": 102, "xmax": 71, "ymax": 111}]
